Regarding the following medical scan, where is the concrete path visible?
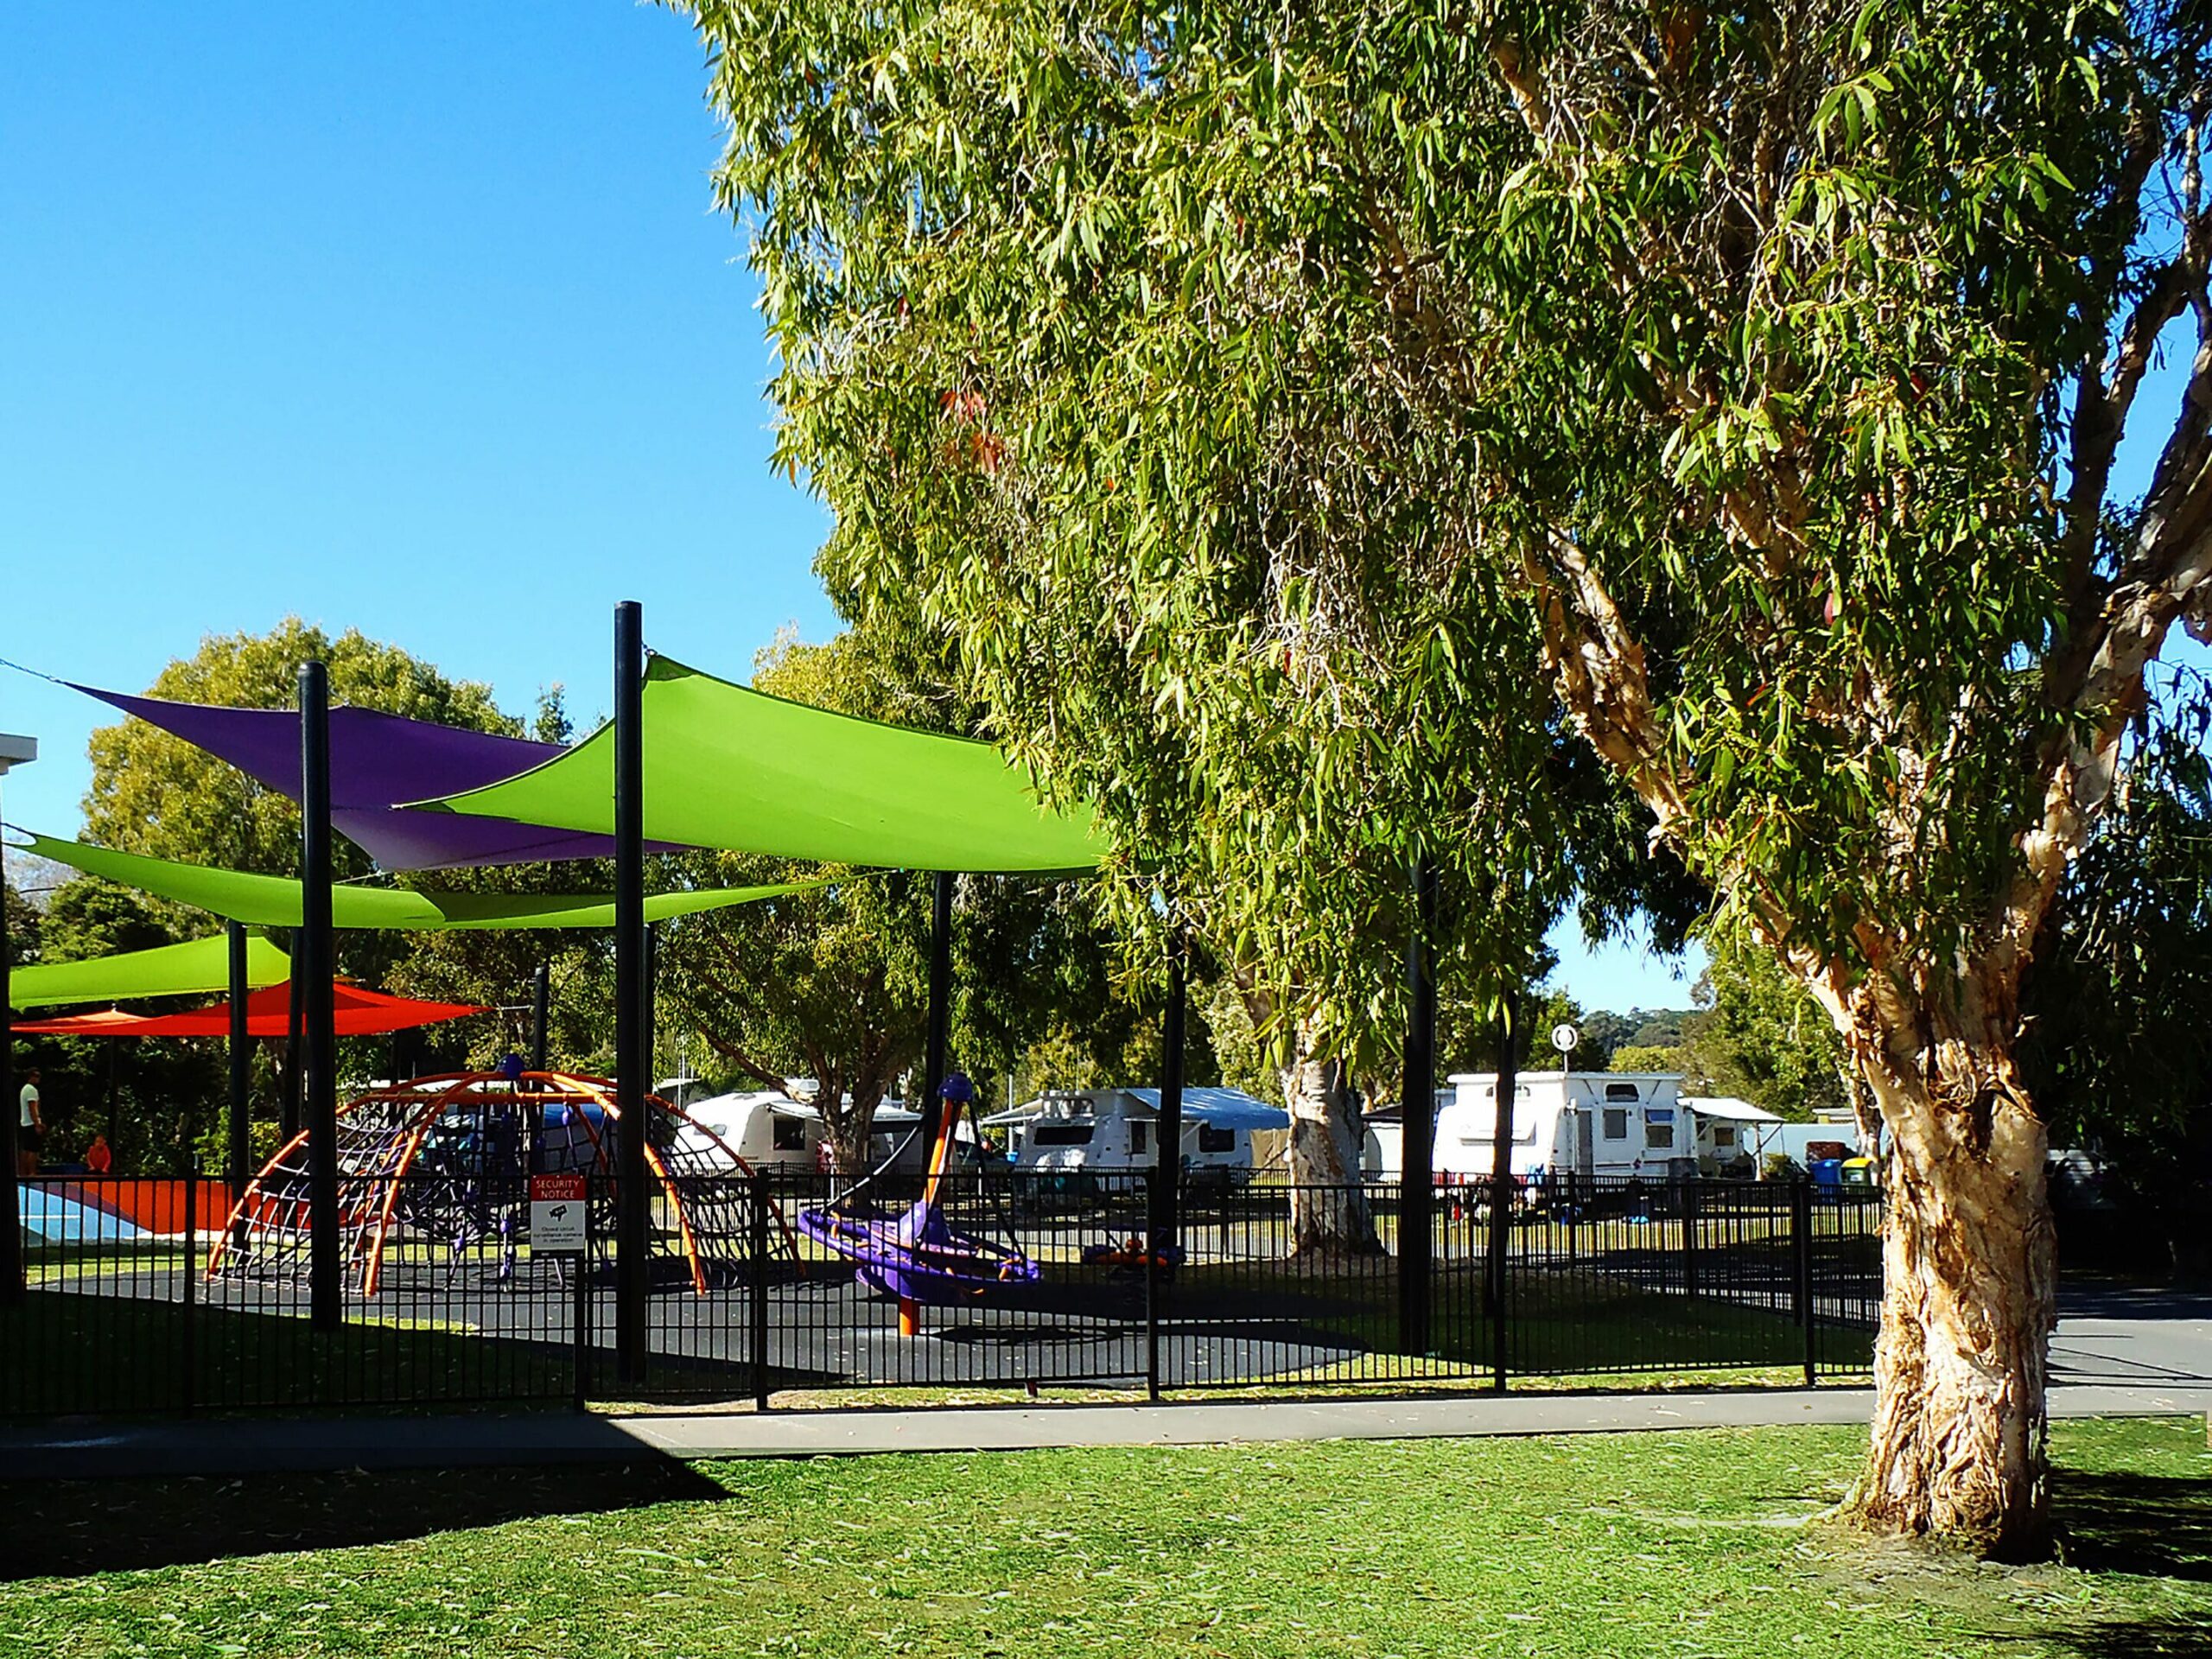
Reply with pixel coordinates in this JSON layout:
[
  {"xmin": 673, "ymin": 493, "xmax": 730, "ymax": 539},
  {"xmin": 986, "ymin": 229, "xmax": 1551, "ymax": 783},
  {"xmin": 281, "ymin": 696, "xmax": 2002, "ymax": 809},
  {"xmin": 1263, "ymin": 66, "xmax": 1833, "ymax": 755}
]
[{"xmin": 2, "ymin": 1382, "xmax": 2202, "ymax": 1482}]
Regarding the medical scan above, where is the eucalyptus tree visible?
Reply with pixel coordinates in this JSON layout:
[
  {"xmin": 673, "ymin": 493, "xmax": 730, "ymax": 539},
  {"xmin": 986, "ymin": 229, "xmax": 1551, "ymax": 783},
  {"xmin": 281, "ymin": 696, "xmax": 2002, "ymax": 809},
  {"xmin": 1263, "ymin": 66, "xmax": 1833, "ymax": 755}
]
[{"xmin": 680, "ymin": 0, "xmax": 2210, "ymax": 1548}]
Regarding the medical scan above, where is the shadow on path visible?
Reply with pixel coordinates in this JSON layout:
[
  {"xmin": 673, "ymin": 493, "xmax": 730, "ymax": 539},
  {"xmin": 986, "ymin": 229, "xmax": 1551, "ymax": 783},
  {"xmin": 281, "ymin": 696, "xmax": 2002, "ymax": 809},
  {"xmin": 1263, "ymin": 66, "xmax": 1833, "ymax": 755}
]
[{"xmin": 2, "ymin": 1459, "xmax": 729, "ymax": 1580}]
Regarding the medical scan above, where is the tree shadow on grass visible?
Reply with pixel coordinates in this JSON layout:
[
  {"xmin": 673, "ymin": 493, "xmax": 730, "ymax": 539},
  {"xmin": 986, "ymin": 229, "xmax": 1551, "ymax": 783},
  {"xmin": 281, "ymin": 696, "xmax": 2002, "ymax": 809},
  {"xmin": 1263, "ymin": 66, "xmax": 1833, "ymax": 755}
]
[
  {"xmin": 2, "ymin": 1459, "xmax": 731, "ymax": 1580},
  {"xmin": 2055, "ymin": 1471, "xmax": 2212, "ymax": 1585},
  {"xmin": 2035, "ymin": 1618, "xmax": 2212, "ymax": 1658},
  {"xmin": 2026, "ymin": 1466, "xmax": 2212, "ymax": 1658}
]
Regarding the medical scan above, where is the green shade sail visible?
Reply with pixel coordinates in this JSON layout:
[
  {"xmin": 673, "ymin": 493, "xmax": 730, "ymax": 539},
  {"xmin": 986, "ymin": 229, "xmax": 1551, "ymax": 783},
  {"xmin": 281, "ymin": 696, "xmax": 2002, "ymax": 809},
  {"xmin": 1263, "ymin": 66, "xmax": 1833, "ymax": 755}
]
[
  {"xmin": 8, "ymin": 932, "xmax": 289, "ymax": 1011},
  {"xmin": 18, "ymin": 834, "xmax": 827, "ymax": 931},
  {"xmin": 412, "ymin": 654, "xmax": 1103, "ymax": 874}
]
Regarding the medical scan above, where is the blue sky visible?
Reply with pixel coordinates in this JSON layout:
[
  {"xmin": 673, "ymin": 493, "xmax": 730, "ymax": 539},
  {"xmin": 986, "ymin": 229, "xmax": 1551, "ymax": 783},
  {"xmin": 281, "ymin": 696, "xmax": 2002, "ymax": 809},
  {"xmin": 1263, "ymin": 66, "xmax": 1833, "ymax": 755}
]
[{"xmin": 1, "ymin": 6, "xmax": 2191, "ymax": 1018}]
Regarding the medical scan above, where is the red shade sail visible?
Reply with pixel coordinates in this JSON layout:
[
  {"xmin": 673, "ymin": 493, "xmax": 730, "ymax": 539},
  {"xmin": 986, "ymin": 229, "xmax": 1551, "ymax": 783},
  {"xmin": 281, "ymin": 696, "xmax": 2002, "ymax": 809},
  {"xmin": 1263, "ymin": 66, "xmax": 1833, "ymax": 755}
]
[{"xmin": 10, "ymin": 981, "xmax": 486, "ymax": 1039}]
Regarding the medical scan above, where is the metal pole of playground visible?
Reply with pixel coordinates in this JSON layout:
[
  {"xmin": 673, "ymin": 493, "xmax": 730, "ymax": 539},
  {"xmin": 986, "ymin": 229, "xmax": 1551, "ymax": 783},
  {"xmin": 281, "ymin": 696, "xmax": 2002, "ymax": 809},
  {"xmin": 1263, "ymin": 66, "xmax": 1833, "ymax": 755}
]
[
  {"xmin": 1398, "ymin": 858, "xmax": 1439, "ymax": 1357},
  {"xmin": 904, "ymin": 871, "xmax": 955, "ymax": 1339},
  {"xmin": 614, "ymin": 600, "xmax": 650, "ymax": 1385},
  {"xmin": 300, "ymin": 661, "xmax": 342, "ymax": 1332},
  {"xmin": 0, "ymin": 734, "xmax": 35, "ymax": 1308}
]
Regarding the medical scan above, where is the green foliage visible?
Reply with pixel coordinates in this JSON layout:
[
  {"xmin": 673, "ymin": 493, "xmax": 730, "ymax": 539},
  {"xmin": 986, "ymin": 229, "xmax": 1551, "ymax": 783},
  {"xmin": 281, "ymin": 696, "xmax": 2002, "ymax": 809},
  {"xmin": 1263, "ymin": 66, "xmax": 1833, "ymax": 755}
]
[
  {"xmin": 1682, "ymin": 941, "xmax": 1850, "ymax": 1121},
  {"xmin": 2023, "ymin": 693, "xmax": 2212, "ymax": 1274},
  {"xmin": 1610, "ymin": 1043, "xmax": 1688, "ymax": 1077}
]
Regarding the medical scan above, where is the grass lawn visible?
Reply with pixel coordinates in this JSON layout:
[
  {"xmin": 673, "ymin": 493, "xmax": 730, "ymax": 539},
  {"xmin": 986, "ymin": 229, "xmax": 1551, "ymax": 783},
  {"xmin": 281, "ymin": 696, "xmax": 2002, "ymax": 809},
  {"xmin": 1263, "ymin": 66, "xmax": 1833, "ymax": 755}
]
[{"xmin": 4, "ymin": 1418, "xmax": 2206, "ymax": 1657}]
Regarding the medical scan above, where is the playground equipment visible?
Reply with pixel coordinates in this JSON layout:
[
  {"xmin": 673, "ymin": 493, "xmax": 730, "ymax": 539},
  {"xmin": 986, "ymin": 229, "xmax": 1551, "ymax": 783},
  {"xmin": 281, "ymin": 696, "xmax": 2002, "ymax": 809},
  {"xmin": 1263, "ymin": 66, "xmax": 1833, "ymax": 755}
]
[
  {"xmin": 797, "ymin": 1074, "xmax": 1039, "ymax": 1329},
  {"xmin": 207, "ymin": 1070, "xmax": 793, "ymax": 1297}
]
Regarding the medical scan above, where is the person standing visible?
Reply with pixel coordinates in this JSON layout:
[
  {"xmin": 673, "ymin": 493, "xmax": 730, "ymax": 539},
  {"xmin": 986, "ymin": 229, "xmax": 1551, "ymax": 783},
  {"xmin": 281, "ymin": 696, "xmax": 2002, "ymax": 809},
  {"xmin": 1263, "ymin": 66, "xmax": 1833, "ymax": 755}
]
[{"xmin": 17, "ymin": 1067, "xmax": 43, "ymax": 1177}]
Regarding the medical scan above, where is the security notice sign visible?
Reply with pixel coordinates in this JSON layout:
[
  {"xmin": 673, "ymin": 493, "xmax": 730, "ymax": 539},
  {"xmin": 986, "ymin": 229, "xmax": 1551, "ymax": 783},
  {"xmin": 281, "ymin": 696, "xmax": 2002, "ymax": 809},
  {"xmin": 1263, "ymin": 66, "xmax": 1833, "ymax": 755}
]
[{"xmin": 530, "ymin": 1173, "xmax": 588, "ymax": 1255}]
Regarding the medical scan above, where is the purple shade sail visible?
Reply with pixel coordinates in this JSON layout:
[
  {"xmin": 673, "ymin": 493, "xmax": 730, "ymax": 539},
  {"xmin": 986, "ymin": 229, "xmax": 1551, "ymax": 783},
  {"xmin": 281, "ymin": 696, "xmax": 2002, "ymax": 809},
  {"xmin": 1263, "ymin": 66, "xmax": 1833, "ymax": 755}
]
[{"xmin": 75, "ymin": 683, "xmax": 687, "ymax": 870}]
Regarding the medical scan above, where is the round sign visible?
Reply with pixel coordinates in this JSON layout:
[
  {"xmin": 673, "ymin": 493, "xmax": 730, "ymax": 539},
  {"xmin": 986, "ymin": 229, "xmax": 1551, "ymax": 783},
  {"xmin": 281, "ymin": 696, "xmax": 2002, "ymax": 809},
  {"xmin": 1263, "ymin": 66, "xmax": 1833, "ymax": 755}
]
[{"xmin": 1550, "ymin": 1023, "xmax": 1579, "ymax": 1054}]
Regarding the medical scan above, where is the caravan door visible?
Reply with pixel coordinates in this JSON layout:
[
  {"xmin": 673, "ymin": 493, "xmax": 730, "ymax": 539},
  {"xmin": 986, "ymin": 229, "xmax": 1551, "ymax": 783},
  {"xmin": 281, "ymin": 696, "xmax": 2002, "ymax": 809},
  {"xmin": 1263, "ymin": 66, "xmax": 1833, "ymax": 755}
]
[{"xmin": 1568, "ymin": 1108, "xmax": 1595, "ymax": 1179}]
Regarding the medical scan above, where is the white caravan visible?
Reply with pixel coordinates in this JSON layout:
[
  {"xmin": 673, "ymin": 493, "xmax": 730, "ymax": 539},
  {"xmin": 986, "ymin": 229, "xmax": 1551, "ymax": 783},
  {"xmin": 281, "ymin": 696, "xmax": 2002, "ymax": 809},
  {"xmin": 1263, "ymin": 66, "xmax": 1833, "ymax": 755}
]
[
  {"xmin": 1432, "ymin": 1071, "xmax": 1696, "ymax": 1184},
  {"xmin": 666, "ymin": 1090, "xmax": 824, "ymax": 1171},
  {"xmin": 983, "ymin": 1087, "xmax": 1288, "ymax": 1188}
]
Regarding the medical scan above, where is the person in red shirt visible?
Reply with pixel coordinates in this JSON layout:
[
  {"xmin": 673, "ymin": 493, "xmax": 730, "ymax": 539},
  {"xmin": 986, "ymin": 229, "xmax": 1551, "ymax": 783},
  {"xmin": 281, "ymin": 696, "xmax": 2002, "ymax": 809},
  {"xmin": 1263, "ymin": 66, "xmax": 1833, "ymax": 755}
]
[{"xmin": 85, "ymin": 1133, "xmax": 113, "ymax": 1176}]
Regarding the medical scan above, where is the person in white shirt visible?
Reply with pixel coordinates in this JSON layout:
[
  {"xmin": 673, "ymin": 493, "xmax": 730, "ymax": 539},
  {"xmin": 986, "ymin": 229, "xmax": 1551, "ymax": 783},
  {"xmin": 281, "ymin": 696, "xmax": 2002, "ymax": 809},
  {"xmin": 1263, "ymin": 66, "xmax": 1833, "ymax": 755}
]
[{"xmin": 16, "ymin": 1068, "xmax": 42, "ymax": 1177}]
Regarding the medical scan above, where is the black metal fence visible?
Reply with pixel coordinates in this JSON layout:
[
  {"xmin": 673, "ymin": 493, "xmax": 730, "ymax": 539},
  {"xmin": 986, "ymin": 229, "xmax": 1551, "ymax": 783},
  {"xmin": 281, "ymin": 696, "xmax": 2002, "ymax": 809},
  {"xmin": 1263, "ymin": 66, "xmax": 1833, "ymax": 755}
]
[{"xmin": 3, "ymin": 1169, "xmax": 1882, "ymax": 1419}]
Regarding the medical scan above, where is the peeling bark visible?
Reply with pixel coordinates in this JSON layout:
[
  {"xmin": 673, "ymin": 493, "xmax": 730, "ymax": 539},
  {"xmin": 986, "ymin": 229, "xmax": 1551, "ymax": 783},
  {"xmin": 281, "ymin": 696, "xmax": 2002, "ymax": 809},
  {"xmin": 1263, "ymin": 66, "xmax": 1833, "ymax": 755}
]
[
  {"xmin": 1279, "ymin": 1016, "xmax": 1380, "ymax": 1255},
  {"xmin": 1837, "ymin": 977, "xmax": 2056, "ymax": 1557}
]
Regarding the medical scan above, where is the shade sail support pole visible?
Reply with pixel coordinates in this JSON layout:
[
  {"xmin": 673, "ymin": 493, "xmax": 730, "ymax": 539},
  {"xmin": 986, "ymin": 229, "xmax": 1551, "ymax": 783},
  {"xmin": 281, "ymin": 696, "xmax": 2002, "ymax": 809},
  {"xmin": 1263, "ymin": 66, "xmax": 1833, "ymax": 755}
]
[
  {"xmin": 919, "ymin": 871, "xmax": 954, "ymax": 1154},
  {"xmin": 0, "ymin": 767, "xmax": 22, "ymax": 1308},
  {"xmin": 531, "ymin": 957, "xmax": 550, "ymax": 1074},
  {"xmin": 300, "ymin": 662, "xmax": 342, "ymax": 1332},
  {"xmin": 226, "ymin": 922, "xmax": 251, "ymax": 1198},
  {"xmin": 1152, "ymin": 928, "xmax": 1187, "ymax": 1255},
  {"xmin": 614, "ymin": 601, "xmax": 649, "ymax": 1386},
  {"xmin": 281, "ymin": 957, "xmax": 302, "ymax": 1141},
  {"xmin": 1399, "ymin": 858, "xmax": 1439, "ymax": 1357},
  {"xmin": 1488, "ymin": 988, "xmax": 1518, "ymax": 1391}
]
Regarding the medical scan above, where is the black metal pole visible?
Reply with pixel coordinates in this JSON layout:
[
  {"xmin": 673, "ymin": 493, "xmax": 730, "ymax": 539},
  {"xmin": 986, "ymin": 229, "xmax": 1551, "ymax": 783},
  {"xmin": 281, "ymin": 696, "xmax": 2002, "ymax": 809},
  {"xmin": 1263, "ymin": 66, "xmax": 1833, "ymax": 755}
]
[
  {"xmin": 614, "ymin": 600, "xmax": 649, "ymax": 1385},
  {"xmin": 1399, "ymin": 859, "xmax": 1438, "ymax": 1356},
  {"xmin": 0, "ymin": 791, "xmax": 22, "ymax": 1307},
  {"xmin": 300, "ymin": 662, "xmax": 341, "ymax": 1331},
  {"xmin": 750, "ymin": 1168, "xmax": 771, "ymax": 1412},
  {"xmin": 918, "ymin": 871, "xmax": 954, "ymax": 1150},
  {"xmin": 281, "ymin": 957, "xmax": 302, "ymax": 1141},
  {"xmin": 226, "ymin": 922, "xmax": 250, "ymax": 1200},
  {"xmin": 1151, "ymin": 930, "xmax": 1187, "ymax": 1255},
  {"xmin": 1487, "ymin": 990, "xmax": 1518, "ymax": 1390},
  {"xmin": 531, "ymin": 957, "xmax": 550, "ymax": 1073}
]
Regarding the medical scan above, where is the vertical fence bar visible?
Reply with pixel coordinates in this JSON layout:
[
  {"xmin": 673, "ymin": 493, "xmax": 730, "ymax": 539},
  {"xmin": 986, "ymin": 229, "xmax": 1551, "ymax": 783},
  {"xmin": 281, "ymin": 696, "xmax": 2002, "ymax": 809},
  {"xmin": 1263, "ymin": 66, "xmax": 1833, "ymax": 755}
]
[
  {"xmin": 751, "ymin": 1169, "xmax": 771, "ymax": 1412},
  {"xmin": 1681, "ymin": 1181, "xmax": 1700, "ymax": 1301},
  {"xmin": 614, "ymin": 600, "xmax": 649, "ymax": 1386},
  {"xmin": 299, "ymin": 661, "xmax": 341, "ymax": 1332},
  {"xmin": 1793, "ymin": 1174, "xmax": 1816, "ymax": 1385},
  {"xmin": 181, "ymin": 1165, "xmax": 198, "ymax": 1414}
]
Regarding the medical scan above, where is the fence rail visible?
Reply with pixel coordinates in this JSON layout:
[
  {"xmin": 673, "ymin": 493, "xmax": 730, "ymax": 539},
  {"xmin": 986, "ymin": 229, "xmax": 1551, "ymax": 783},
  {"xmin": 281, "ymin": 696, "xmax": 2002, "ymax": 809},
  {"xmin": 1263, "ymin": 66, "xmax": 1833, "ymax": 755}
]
[{"xmin": 3, "ymin": 1169, "xmax": 1882, "ymax": 1420}]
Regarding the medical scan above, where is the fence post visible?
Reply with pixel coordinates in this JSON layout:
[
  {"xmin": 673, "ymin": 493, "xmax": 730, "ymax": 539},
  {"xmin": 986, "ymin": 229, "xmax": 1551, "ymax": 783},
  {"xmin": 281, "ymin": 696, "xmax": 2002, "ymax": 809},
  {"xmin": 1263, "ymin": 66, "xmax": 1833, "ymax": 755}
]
[
  {"xmin": 572, "ymin": 1178, "xmax": 594, "ymax": 1412},
  {"xmin": 181, "ymin": 1164, "xmax": 198, "ymax": 1415},
  {"xmin": 1144, "ymin": 1163, "xmax": 1163, "ymax": 1402},
  {"xmin": 1792, "ymin": 1175, "xmax": 1816, "ymax": 1386},
  {"xmin": 751, "ymin": 1170, "xmax": 772, "ymax": 1413},
  {"xmin": 1680, "ymin": 1181, "xmax": 1700, "ymax": 1302}
]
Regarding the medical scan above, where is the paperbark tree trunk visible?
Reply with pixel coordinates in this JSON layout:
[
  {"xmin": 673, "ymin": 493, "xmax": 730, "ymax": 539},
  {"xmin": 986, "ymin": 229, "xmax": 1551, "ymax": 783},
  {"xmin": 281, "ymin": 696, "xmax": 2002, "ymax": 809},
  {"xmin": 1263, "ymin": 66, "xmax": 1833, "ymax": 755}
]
[
  {"xmin": 1824, "ymin": 966, "xmax": 2056, "ymax": 1559},
  {"xmin": 1280, "ymin": 1017, "xmax": 1380, "ymax": 1255}
]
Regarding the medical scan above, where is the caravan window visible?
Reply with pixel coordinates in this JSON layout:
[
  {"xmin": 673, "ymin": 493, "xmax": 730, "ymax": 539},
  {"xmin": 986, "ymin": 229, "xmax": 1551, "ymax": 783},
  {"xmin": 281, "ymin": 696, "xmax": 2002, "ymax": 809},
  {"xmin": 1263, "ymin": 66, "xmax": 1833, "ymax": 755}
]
[
  {"xmin": 1644, "ymin": 1106, "xmax": 1675, "ymax": 1151},
  {"xmin": 1602, "ymin": 1109, "xmax": 1630, "ymax": 1141},
  {"xmin": 772, "ymin": 1116, "xmax": 808, "ymax": 1153},
  {"xmin": 1605, "ymin": 1082, "xmax": 1642, "ymax": 1103},
  {"xmin": 1713, "ymin": 1125, "xmax": 1736, "ymax": 1149},
  {"xmin": 1030, "ymin": 1123, "xmax": 1095, "ymax": 1147},
  {"xmin": 1197, "ymin": 1124, "xmax": 1236, "ymax": 1154},
  {"xmin": 1130, "ymin": 1121, "xmax": 1150, "ymax": 1154}
]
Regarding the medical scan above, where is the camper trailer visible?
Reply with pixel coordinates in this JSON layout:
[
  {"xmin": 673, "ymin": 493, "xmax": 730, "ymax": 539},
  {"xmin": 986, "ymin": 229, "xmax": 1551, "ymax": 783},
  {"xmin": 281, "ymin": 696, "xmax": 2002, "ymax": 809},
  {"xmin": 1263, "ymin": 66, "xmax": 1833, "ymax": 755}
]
[
  {"xmin": 984, "ymin": 1087, "xmax": 1287, "ymax": 1192},
  {"xmin": 666, "ymin": 1090, "xmax": 824, "ymax": 1172},
  {"xmin": 1433, "ymin": 1071, "xmax": 1695, "ymax": 1184}
]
